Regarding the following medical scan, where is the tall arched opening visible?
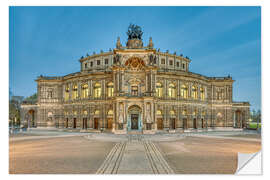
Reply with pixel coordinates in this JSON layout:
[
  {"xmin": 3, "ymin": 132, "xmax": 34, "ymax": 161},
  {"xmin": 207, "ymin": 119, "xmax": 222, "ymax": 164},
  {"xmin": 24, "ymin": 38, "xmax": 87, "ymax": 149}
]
[{"xmin": 127, "ymin": 105, "xmax": 142, "ymax": 131}]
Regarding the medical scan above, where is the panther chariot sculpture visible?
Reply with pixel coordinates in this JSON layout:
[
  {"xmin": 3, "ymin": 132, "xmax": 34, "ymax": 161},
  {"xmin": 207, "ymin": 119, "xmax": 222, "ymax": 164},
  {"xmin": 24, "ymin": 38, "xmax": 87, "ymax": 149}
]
[{"xmin": 126, "ymin": 24, "xmax": 144, "ymax": 49}]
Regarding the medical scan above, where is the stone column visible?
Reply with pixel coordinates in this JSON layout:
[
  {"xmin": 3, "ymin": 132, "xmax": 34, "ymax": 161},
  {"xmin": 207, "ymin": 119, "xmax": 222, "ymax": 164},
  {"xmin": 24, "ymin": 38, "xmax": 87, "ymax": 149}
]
[
  {"xmin": 102, "ymin": 79, "xmax": 105, "ymax": 99},
  {"xmin": 145, "ymin": 72, "xmax": 148, "ymax": 93},
  {"xmin": 112, "ymin": 102, "xmax": 116, "ymax": 132},
  {"xmin": 177, "ymin": 80, "xmax": 181, "ymax": 99},
  {"xmin": 69, "ymin": 83, "xmax": 72, "ymax": 100},
  {"xmin": 189, "ymin": 82, "xmax": 192, "ymax": 98},
  {"xmin": 198, "ymin": 84, "xmax": 201, "ymax": 100},
  {"xmin": 78, "ymin": 81, "xmax": 81, "ymax": 100}
]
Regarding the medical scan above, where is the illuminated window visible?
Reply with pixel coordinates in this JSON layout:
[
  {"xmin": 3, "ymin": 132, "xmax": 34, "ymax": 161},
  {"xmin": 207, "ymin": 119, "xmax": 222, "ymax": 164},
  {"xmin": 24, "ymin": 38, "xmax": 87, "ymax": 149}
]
[
  {"xmin": 200, "ymin": 87, "xmax": 205, "ymax": 100},
  {"xmin": 94, "ymin": 83, "xmax": 101, "ymax": 98},
  {"xmin": 181, "ymin": 85, "xmax": 188, "ymax": 99},
  {"xmin": 192, "ymin": 85, "xmax": 198, "ymax": 99},
  {"xmin": 168, "ymin": 83, "xmax": 176, "ymax": 98},
  {"xmin": 72, "ymin": 84, "xmax": 78, "ymax": 100},
  {"xmin": 107, "ymin": 82, "xmax": 114, "ymax": 97},
  {"xmin": 81, "ymin": 84, "xmax": 89, "ymax": 99},
  {"xmin": 131, "ymin": 85, "xmax": 138, "ymax": 96},
  {"xmin": 83, "ymin": 110, "xmax": 88, "ymax": 115},
  {"xmin": 193, "ymin": 110, "xmax": 197, "ymax": 116},
  {"xmin": 156, "ymin": 110, "xmax": 162, "ymax": 115},
  {"xmin": 108, "ymin": 109, "xmax": 113, "ymax": 115},
  {"xmin": 170, "ymin": 110, "xmax": 175, "ymax": 115},
  {"xmin": 182, "ymin": 109, "xmax": 187, "ymax": 115},
  {"xmin": 156, "ymin": 82, "xmax": 163, "ymax": 97},
  {"xmin": 65, "ymin": 85, "xmax": 69, "ymax": 101},
  {"xmin": 95, "ymin": 110, "xmax": 100, "ymax": 115}
]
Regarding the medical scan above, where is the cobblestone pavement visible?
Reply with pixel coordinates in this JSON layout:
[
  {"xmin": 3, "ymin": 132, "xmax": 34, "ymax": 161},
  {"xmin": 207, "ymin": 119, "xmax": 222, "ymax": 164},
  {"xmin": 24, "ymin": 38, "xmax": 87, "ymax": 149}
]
[
  {"xmin": 9, "ymin": 136, "xmax": 115, "ymax": 174},
  {"xmin": 156, "ymin": 136, "xmax": 261, "ymax": 174},
  {"xmin": 9, "ymin": 130, "xmax": 261, "ymax": 174}
]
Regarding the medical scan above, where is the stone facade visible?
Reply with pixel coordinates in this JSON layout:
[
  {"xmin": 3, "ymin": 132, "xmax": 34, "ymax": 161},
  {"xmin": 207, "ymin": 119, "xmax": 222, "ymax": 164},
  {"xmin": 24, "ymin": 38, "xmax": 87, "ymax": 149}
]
[{"xmin": 21, "ymin": 28, "xmax": 250, "ymax": 134}]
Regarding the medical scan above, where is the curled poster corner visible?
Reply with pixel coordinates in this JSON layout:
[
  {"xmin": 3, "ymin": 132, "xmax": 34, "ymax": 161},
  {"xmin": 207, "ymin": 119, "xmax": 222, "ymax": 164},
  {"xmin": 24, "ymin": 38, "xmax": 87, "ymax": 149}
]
[{"xmin": 235, "ymin": 151, "xmax": 262, "ymax": 175}]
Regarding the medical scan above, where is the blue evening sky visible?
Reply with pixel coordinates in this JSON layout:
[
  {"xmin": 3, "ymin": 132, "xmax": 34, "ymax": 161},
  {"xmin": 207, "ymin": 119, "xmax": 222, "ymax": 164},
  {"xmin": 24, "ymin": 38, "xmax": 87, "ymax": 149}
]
[{"xmin": 9, "ymin": 6, "xmax": 261, "ymax": 110}]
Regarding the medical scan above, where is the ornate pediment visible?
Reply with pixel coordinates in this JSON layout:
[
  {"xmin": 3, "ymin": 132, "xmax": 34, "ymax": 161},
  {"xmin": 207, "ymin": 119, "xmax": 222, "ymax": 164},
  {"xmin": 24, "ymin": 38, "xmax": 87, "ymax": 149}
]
[{"xmin": 125, "ymin": 57, "xmax": 145, "ymax": 71}]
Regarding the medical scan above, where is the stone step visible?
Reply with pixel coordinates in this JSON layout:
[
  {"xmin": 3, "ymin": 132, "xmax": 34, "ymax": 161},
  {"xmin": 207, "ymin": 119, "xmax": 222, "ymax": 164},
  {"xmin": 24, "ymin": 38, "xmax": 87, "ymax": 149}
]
[{"xmin": 128, "ymin": 131, "xmax": 142, "ymax": 135}]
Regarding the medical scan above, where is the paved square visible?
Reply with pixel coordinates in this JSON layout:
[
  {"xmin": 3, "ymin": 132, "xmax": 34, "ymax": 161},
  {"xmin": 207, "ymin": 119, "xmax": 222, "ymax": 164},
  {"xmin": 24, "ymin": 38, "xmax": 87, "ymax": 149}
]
[{"xmin": 9, "ymin": 131, "xmax": 261, "ymax": 174}]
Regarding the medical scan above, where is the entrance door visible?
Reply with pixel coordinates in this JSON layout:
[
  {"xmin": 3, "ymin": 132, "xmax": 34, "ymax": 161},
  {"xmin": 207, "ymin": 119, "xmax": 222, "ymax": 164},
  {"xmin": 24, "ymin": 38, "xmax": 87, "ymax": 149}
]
[
  {"xmin": 157, "ymin": 118, "xmax": 163, "ymax": 130},
  {"xmin": 131, "ymin": 114, "xmax": 138, "ymax": 130},
  {"xmin": 201, "ymin": 119, "xmax": 204, "ymax": 128},
  {"xmin": 183, "ymin": 118, "xmax": 187, "ymax": 129},
  {"xmin": 170, "ymin": 118, "xmax": 176, "ymax": 129},
  {"xmin": 107, "ymin": 118, "xmax": 112, "ymax": 129},
  {"xmin": 66, "ymin": 118, "xmax": 68, "ymax": 128},
  {"xmin": 94, "ymin": 118, "xmax": 99, "ymax": 129},
  {"xmin": 73, "ymin": 118, "xmax": 77, "ymax": 129},
  {"xmin": 83, "ymin": 118, "xmax": 87, "ymax": 129},
  {"xmin": 193, "ymin": 118, "xmax": 197, "ymax": 129}
]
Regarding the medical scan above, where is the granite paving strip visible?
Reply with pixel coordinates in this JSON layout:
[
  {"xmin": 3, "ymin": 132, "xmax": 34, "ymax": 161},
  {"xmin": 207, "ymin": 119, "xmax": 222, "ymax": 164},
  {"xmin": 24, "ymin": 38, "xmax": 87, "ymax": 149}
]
[
  {"xmin": 96, "ymin": 142, "xmax": 126, "ymax": 174},
  {"xmin": 144, "ymin": 140, "xmax": 174, "ymax": 174},
  {"xmin": 96, "ymin": 135, "xmax": 174, "ymax": 174}
]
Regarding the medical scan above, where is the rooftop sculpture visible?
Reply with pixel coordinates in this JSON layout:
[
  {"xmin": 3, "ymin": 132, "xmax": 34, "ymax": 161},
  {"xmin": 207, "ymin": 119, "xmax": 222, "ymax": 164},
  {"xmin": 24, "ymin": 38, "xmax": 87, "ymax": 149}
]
[{"xmin": 126, "ymin": 24, "xmax": 143, "ymax": 40}]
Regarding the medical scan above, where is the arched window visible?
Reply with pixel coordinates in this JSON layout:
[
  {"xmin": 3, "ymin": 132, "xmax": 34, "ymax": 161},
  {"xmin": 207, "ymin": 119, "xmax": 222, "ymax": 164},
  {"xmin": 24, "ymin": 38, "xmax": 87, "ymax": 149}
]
[
  {"xmin": 65, "ymin": 85, "xmax": 69, "ymax": 101},
  {"xmin": 72, "ymin": 84, "xmax": 78, "ymax": 100},
  {"xmin": 193, "ymin": 109, "xmax": 197, "ymax": 116},
  {"xmin": 181, "ymin": 85, "xmax": 188, "ymax": 99},
  {"xmin": 81, "ymin": 84, "xmax": 89, "ymax": 99},
  {"xmin": 108, "ymin": 109, "xmax": 114, "ymax": 115},
  {"xmin": 94, "ymin": 83, "xmax": 101, "ymax": 98},
  {"xmin": 156, "ymin": 82, "xmax": 163, "ymax": 97},
  {"xmin": 156, "ymin": 110, "xmax": 162, "ymax": 115},
  {"xmin": 170, "ymin": 110, "xmax": 175, "ymax": 116},
  {"xmin": 168, "ymin": 83, "xmax": 176, "ymax": 98},
  {"xmin": 94, "ymin": 110, "xmax": 100, "ymax": 115},
  {"xmin": 200, "ymin": 87, "xmax": 205, "ymax": 100},
  {"xmin": 107, "ymin": 82, "xmax": 114, "ymax": 97},
  {"xmin": 182, "ymin": 109, "xmax": 187, "ymax": 115},
  {"xmin": 192, "ymin": 85, "xmax": 198, "ymax": 99}
]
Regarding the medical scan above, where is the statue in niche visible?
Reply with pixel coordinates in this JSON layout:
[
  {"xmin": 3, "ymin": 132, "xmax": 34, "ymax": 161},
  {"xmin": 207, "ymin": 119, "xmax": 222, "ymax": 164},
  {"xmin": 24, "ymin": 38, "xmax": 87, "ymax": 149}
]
[
  {"xmin": 118, "ymin": 103, "xmax": 124, "ymax": 123},
  {"xmin": 145, "ymin": 103, "xmax": 152, "ymax": 123}
]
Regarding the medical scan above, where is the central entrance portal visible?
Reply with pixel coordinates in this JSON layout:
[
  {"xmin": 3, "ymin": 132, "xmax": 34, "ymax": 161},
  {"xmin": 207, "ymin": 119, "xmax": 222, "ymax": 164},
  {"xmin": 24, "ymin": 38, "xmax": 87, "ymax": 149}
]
[
  {"xmin": 131, "ymin": 114, "xmax": 139, "ymax": 130},
  {"xmin": 128, "ymin": 105, "xmax": 142, "ymax": 131}
]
